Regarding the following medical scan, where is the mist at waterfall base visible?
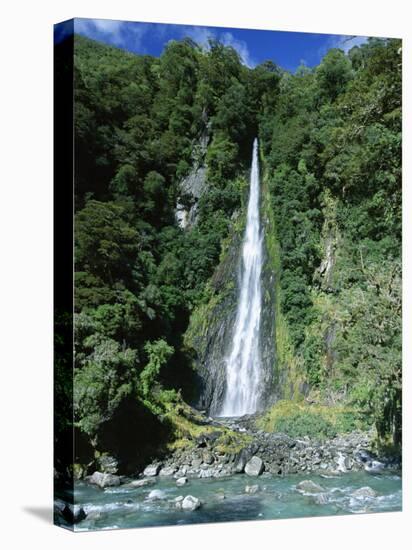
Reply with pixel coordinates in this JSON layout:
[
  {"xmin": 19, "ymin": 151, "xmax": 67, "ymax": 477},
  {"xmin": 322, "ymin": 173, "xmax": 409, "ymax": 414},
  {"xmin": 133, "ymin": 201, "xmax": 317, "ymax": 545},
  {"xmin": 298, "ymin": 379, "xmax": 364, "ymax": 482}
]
[{"xmin": 220, "ymin": 138, "xmax": 264, "ymax": 417}]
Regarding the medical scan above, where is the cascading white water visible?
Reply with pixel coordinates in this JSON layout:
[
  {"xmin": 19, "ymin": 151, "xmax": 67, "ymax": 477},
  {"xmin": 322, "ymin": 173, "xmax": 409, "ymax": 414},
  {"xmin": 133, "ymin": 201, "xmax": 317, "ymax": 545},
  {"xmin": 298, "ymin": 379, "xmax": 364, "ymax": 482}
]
[{"xmin": 220, "ymin": 138, "xmax": 263, "ymax": 417}]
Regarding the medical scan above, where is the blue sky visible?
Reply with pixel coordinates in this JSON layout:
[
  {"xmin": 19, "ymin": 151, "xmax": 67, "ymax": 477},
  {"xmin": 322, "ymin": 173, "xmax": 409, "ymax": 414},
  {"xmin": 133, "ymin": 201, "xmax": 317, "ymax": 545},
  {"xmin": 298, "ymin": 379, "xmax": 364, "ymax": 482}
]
[{"xmin": 55, "ymin": 18, "xmax": 371, "ymax": 72}]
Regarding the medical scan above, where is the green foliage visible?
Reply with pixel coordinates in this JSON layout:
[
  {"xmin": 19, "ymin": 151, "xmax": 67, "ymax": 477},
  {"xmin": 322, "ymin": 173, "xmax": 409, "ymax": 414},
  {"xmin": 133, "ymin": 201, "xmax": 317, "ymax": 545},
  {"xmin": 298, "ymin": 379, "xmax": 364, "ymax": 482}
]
[
  {"xmin": 315, "ymin": 48, "xmax": 353, "ymax": 101},
  {"xmin": 275, "ymin": 411, "xmax": 337, "ymax": 440},
  {"xmin": 140, "ymin": 339, "xmax": 174, "ymax": 398},
  {"xmin": 74, "ymin": 337, "xmax": 138, "ymax": 435},
  {"xmin": 258, "ymin": 401, "xmax": 371, "ymax": 440},
  {"xmin": 206, "ymin": 132, "xmax": 238, "ymax": 185},
  {"xmin": 75, "ymin": 200, "xmax": 138, "ymax": 285},
  {"xmin": 68, "ymin": 31, "xmax": 402, "ymax": 466},
  {"xmin": 72, "ymin": 34, "xmax": 278, "ymax": 454},
  {"xmin": 262, "ymin": 37, "xmax": 401, "ymax": 444}
]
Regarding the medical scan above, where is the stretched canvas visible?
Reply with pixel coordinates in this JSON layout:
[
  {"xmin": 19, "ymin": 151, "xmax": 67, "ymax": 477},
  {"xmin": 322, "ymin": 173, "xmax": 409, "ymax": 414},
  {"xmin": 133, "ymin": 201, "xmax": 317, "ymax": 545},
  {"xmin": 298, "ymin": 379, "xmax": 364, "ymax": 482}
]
[{"xmin": 54, "ymin": 18, "xmax": 402, "ymax": 531}]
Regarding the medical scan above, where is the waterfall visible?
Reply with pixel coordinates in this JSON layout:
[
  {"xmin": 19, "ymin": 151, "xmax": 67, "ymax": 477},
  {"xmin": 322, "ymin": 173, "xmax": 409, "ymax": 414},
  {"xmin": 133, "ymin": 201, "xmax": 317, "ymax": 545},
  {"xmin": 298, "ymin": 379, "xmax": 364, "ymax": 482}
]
[{"xmin": 220, "ymin": 138, "xmax": 263, "ymax": 417}]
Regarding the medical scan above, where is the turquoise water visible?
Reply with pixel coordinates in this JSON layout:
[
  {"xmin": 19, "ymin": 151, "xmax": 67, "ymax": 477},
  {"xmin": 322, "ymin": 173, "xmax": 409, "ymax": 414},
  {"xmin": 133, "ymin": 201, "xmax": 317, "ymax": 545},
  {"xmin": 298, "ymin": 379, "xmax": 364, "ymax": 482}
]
[{"xmin": 65, "ymin": 471, "xmax": 402, "ymax": 531}]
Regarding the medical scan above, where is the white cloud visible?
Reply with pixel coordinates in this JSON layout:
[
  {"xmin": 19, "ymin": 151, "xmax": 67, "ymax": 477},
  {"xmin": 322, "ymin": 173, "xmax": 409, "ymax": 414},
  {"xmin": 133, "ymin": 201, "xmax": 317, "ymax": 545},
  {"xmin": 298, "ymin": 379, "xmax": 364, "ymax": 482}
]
[
  {"xmin": 337, "ymin": 35, "xmax": 369, "ymax": 53},
  {"xmin": 182, "ymin": 26, "xmax": 215, "ymax": 49},
  {"xmin": 93, "ymin": 19, "xmax": 123, "ymax": 36},
  {"xmin": 74, "ymin": 20, "xmax": 257, "ymax": 67},
  {"xmin": 178, "ymin": 26, "xmax": 256, "ymax": 68},
  {"xmin": 74, "ymin": 18, "xmax": 149, "ymax": 51},
  {"xmin": 319, "ymin": 34, "xmax": 369, "ymax": 58},
  {"xmin": 220, "ymin": 31, "xmax": 256, "ymax": 68}
]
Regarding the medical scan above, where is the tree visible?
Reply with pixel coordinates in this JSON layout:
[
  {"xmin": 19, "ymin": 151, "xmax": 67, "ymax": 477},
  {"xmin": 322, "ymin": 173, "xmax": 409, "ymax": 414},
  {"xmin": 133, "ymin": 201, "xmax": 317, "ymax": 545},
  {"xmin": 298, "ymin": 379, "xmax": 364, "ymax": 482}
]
[
  {"xmin": 139, "ymin": 340, "xmax": 174, "ymax": 399},
  {"xmin": 316, "ymin": 48, "xmax": 353, "ymax": 101},
  {"xmin": 74, "ymin": 338, "xmax": 138, "ymax": 435}
]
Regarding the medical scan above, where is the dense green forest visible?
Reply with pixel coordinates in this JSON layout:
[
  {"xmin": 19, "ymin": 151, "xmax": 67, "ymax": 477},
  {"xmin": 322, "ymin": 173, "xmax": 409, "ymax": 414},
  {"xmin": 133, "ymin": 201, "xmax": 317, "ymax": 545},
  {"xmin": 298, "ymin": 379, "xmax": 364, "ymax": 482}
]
[
  {"xmin": 261, "ymin": 39, "xmax": 402, "ymax": 446},
  {"xmin": 57, "ymin": 34, "xmax": 401, "ymax": 474}
]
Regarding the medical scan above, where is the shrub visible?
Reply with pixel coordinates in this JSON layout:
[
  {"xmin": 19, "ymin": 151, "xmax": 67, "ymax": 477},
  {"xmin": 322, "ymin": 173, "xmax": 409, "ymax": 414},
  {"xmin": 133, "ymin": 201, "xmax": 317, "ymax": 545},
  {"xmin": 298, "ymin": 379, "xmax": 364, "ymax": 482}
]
[{"xmin": 273, "ymin": 410, "xmax": 337, "ymax": 440}]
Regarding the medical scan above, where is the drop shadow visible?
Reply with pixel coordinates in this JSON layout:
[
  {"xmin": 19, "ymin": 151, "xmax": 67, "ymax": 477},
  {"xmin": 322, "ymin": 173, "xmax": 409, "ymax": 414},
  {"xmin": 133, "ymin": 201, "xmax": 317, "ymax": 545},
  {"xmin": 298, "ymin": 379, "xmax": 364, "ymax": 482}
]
[{"xmin": 23, "ymin": 506, "xmax": 53, "ymax": 524}]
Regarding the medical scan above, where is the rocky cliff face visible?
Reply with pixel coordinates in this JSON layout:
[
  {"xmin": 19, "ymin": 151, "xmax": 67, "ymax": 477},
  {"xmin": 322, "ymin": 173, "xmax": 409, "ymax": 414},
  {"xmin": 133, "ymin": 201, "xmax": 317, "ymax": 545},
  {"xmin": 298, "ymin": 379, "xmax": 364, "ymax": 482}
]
[
  {"xmin": 175, "ymin": 128, "xmax": 209, "ymax": 229},
  {"xmin": 185, "ymin": 221, "xmax": 242, "ymax": 415}
]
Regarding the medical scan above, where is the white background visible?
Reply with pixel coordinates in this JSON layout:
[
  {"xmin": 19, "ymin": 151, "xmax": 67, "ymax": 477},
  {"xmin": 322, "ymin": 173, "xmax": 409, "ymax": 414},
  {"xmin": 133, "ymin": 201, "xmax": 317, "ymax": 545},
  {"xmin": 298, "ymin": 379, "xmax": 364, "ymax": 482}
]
[{"xmin": 0, "ymin": 0, "xmax": 410, "ymax": 548}]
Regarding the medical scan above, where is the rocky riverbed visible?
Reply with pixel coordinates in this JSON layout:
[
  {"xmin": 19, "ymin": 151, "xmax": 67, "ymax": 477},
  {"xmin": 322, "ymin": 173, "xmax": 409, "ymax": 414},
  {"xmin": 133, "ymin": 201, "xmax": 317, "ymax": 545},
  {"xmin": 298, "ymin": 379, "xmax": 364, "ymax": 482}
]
[
  {"xmin": 129, "ymin": 415, "xmax": 400, "ymax": 483},
  {"xmin": 78, "ymin": 413, "xmax": 401, "ymax": 488},
  {"xmin": 56, "ymin": 413, "xmax": 401, "ymax": 528}
]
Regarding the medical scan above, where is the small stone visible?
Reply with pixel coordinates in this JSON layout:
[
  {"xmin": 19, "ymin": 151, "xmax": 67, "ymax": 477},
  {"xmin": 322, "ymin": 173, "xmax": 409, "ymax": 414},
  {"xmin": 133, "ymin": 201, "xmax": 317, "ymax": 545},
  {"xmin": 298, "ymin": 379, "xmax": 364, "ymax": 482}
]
[
  {"xmin": 176, "ymin": 477, "xmax": 188, "ymax": 486},
  {"xmin": 344, "ymin": 456, "xmax": 353, "ymax": 470},
  {"xmin": 245, "ymin": 484, "xmax": 260, "ymax": 494}
]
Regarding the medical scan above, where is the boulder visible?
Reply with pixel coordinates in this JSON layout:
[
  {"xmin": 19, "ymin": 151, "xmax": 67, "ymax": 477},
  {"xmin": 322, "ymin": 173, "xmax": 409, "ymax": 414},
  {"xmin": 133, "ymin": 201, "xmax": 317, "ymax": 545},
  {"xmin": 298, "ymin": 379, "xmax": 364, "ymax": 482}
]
[
  {"xmin": 182, "ymin": 495, "xmax": 201, "ymax": 511},
  {"xmin": 174, "ymin": 466, "xmax": 188, "ymax": 478},
  {"xmin": 159, "ymin": 466, "xmax": 177, "ymax": 477},
  {"xmin": 191, "ymin": 458, "xmax": 203, "ymax": 469},
  {"xmin": 245, "ymin": 484, "xmax": 260, "ymax": 494},
  {"xmin": 344, "ymin": 456, "xmax": 353, "ymax": 470},
  {"xmin": 176, "ymin": 477, "xmax": 188, "ymax": 486},
  {"xmin": 143, "ymin": 463, "xmax": 161, "ymax": 477},
  {"xmin": 335, "ymin": 453, "xmax": 347, "ymax": 472},
  {"xmin": 97, "ymin": 454, "xmax": 118, "ymax": 474},
  {"xmin": 352, "ymin": 486, "xmax": 378, "ymax": 499},
  {"xmin": 89, "ymin": 471, "xmax": 121, "ymax": 489},
  {"xmin": 234, "ymin": 449, "xmax": 250, "ymax": 473},
  {"xmin": 147, "ymin": 489, "xmax": 167, "ymax": 500},
  {"xmin": 312, "ymin": 493, "xmax": 329, "ymax": 505},
  {"xmin": 127, "ymin": 478, "xmax": 156, "ymax": 488},
  {"xmin": 296, "ymin": 480, "xmax": 325, "ymax": 494},
  {"xmin": 202, "ymin": 451, "xmax": 214, "ymax": 465},
  {"xmin": 174, "ymin": 495, "xmax": 184, "ymax": 509},
  {"xmin": 245, "ymin": 456, "xmax": 264, "ymax": 477},
  {"xmin": 199, "ymin": 469, "xmax": 214, "ymax": 478},
  {"xmin": 55, "ymin": 501, "xmax": 87, "ymax": 524},
  {"xmin": 85, "ymin": 510, "xmax": 102, "ymax": 521},
  {"xmin": 365, "ymin": 460, "xmax": 384, "ymax": 474}
]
